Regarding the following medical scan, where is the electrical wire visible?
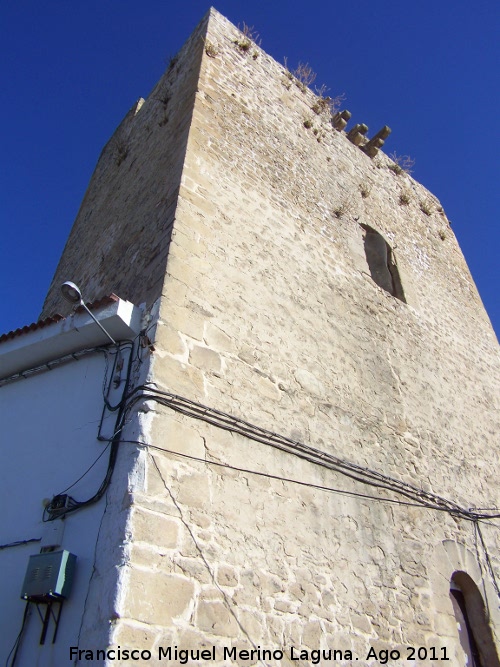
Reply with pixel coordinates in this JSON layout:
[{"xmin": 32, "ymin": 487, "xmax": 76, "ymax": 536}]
[
  {"xmin": 41, "ymin": 343, "xmax": 500, "ymax": 597},
  {"xmin": 0, "ymin": 539, "xmax": 41, "ymax": 551},
  {"xmin": 4, "ymin": 602, "xmax": 30, "ymax": 667},
  {"xmin": 135, "ymin": 326, "xmax": 156, "ymax": 363},
  {"xmin": 36, "ymin": 337, "xmax": 500, "ymax": 604},
  {"xmin": 119, "ymin": 439, "xmax": 479, "ymax": 514},
  {"xmin": 100, "ymin": 342, "xmax": 134, "ymax": 412},
  {"xmin": 43, "ymin": 435, "xmax": 120, "ymax": 521},
  {"xmin": 124, "ymin": 436, "xmax": 500, "ymax": 603},
  {"xmin": 150, "ymin": 454, "xmax": 272, "ymax": 667},
  {"xmin": 43, "ymin": 342, "xmax": 136, "ymax": 521},
  {"xmin": 121, "ymin": 384, "xmax": 500, "ymax": 601},
  {"xmin": 58, "ymin": 443, "xmax": 111, "ymax": 495},
  {"xmin": 120, "ymin": 385, "xmax": 500, "ymax": 522}
]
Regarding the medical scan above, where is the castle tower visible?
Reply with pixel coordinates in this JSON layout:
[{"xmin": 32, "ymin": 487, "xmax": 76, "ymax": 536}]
[{"xmin": 3, "ymin": 8, "xmax": 499, "ymax": 666}]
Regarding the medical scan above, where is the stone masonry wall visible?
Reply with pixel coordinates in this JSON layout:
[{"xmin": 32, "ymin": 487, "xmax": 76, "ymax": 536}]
[
  {"xmin": 41, "ymin": 13, "xmax": 208, "ymax": 318},
  {"xmin": 44, "ymin": 9, "xmax": 500, "ymax": 666},
  {"xmin": 108, "ymin": 9, "xmax": 500, "ymax": 666}
]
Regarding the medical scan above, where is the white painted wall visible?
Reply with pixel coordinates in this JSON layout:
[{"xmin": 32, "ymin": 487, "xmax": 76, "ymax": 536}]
[
  {"xmin": 0, "ymin": 300, "xmax": 144, "ymax": 667},
  {"xmin": 0, "ymin": 352, "xmax": 117, "ymax": 666}
]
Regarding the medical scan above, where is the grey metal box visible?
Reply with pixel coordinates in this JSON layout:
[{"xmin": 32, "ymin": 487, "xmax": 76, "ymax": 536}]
[{"xmin": 21, "ymin": 550, "xmax": 76, "ymax": 602}]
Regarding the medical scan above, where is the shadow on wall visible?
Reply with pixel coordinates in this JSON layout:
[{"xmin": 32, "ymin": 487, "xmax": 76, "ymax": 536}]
[
  {"xmin": 450, "ymin": 571, "xmax": 500, "ymax": 667},
  {"xmin": 361, "ymin": 224, "xmax": 405, "ymax": 302}
]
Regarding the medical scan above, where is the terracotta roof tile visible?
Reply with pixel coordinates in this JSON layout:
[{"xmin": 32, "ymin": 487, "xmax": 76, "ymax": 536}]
[{"xmin": 0, "ymin": 294, "xmax": 120, "ymax": 343}]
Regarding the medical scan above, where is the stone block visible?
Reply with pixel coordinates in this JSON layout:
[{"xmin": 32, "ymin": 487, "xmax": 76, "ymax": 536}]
[
  {"xmin": 256, "ymin": 375, "xmax": 281, "ymax": 401},
  {"xmin": 196, "ymin": 600, "xmax": 239, "ymax": 637},
  {"xmin": 111, "ymin": 620, "xmax": 161, "ymax": 653},
  {"xmin": 167, "ymin": 253, "xmax": 213, "ymax": 290},
  {"xmin": 189, "ymin": 345, "xmax": 222, "ymax": 373},
  {"xmin": 154, "ymin": 324, "xmax": 186, "ymax": 357},
  {"xmin": 217, "ymin": 565, "xmax": 239, "ymax": 587},
  {"xmin": 204, "ymin": 322, "xmax": 236, "ymax": 353},
  {"xmin": 153, "ymin": 355, "xmax": 205, "ymax": 398},
  {"xmin": 294, "ymin": 368, "xmax": 327, "ymax": 397},
  {"xmin": 124, "ymin": 569, "xmax": 194, "ymax": 626},
  {"xmin": 176, "ymin": 470, "xmax": 210, "ymax": 509},
  {"xmin": 130, "ymin": 543, "xmax": 170, "ymax": 570},
  {"xmin": 179, "ymin": 187, "xmax": 218, "ymax": 217},
  {"xmin": 131, "ymin": 507, "xmax": 179, "ymax": 548},
  {"xmin": 176, "ymin": 627, "xmax": 218, "ymax": 651},
  {"xmin": 237, "ymin": 609, "xmax": 265, "ymax": 641},
  {"xmin": 151, "ymin": 412, "xmax": 206, "ymax": 459},
  {"xmin": 160, "ymin": 304, "xmax": 205, "ymax": 341},
  {"xmin": 174, "ymin": 556, "xmax": 212, "ymax": 584},
  {"xmin": 351, "ymin": 612, "xmax": 373, "ymax": 635},
  {"xmin": 302, "ymin": 620, "xmax": 323, "ymax": 648},
  {"xmin": 233, "ymin": 585, "xmax": 259, "ymax": 607},
  {"xmin": 274, "ymin": 599, "xmax": 297, "ymax": 614}
]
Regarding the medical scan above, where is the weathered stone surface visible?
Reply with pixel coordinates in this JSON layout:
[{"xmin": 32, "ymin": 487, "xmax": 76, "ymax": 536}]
[
  {"xmin": 216, "ymin": 565, "xmax": 239, "ymax": 587},
  {"xmin": 189, "ymin": 345, "xmax": 222, "ymax": 373},
  {"xmin": 294, "ymin": 368, "xmax": 326, "ymax": 397},
  {"xmin": 196, "ymin": 600, "xmax": 239, "ymax": 637},
  {"xmin": 42, "ymin": 7, "xmax": 500, "ymax": 663},
  {"xmin": 204, "ymin": 322, "xmax": 236, "ymax": 353},
  {"xmin": 40, "ymin": 15, "xmax": 207, "ymax": 318},
  {"xmin": 131, "ymin": 507, "xmax": 179, "ymax": 548},
  {"xmin": 152, "ymin": 354, "xmax": 205, "ymax": 399},
  {"xmin": 153, "ymin": 324, "xmax": 186, "ymax": 357},
  {"xmin": 110, "ymin": 621, "xmax": 161, "ymax": 652},
  {"xmin": 124, "ymin": 570, "xmax": 194, "ymax": 626},
  {"xmin": 176, "ymin": 470, "xmax": 210, "ymax": 509},
  {"xmin": 158, "ymin": 303, "xmax": 205, "ymax": 341},
  {"xmin": 151, "ymin": 411, "xmax": 206, "ymax": 459}
]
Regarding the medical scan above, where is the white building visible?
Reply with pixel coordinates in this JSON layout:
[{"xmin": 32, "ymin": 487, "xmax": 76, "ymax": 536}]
[{"xmin": 0, "ymin": 296, "xmax": 143, "ymax": 666}]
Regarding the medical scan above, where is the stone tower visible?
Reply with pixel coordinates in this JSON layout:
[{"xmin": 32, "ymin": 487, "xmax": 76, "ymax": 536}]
[{"xmin": 41, "ymin": 8, "xmax": 500, "ymax": 665}]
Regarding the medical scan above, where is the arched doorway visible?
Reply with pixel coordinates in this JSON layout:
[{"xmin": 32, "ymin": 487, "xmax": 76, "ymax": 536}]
[{"xmin": 450, "ymin": 571, "xmax": 500, "ymax": 667}]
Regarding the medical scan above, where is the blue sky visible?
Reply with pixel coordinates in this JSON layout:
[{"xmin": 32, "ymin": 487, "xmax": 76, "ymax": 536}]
[{"xmin": 1, "ymin": 0, "xmax": 498, "ymax": 338}]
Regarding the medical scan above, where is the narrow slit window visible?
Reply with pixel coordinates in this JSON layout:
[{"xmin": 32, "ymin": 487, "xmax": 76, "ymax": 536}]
[{"xmin": 361, "ymin": 224, "xmax": 405, "ymax": 302}]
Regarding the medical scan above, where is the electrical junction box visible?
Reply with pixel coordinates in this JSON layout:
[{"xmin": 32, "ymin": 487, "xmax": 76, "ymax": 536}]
[
  {"xmin": 40, "ymin": 519, "xmax": 65, "ymax": 550},
  {"xmin": 21, "ymin": 550, "xmax": 76, "ymax": 602}
]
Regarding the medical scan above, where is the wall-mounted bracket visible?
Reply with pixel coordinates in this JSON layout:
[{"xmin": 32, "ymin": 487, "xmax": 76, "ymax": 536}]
[{"xmin": 34, "ymin": 599, "xmax": 64, "ymax": 644}]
